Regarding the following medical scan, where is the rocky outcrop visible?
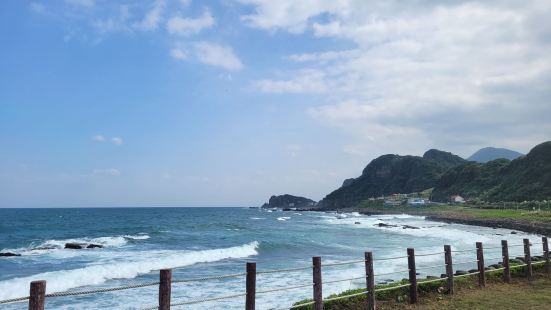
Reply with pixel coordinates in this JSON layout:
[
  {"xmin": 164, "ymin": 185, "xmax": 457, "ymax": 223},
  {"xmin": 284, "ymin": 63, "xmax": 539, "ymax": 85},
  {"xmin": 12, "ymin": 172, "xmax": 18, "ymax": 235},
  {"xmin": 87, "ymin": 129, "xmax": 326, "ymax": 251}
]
[
  {"xmin": 64, "ymin": 243, "xmax": 103, "ymax": 249},
  {"xmin": 0, "ymin": 252, "xmax": 21, "ymax": 257},
  {"xmin": 261, "ymin": 194, "xmax": 316, "ymax": 209}
]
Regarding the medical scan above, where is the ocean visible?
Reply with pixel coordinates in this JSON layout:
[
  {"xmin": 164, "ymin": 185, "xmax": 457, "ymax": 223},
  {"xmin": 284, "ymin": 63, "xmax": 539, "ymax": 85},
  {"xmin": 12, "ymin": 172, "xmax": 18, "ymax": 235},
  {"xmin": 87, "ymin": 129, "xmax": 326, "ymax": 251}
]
[{"xmin": 0, "ymin": 207, "xmax": 541, "ymax": 309}]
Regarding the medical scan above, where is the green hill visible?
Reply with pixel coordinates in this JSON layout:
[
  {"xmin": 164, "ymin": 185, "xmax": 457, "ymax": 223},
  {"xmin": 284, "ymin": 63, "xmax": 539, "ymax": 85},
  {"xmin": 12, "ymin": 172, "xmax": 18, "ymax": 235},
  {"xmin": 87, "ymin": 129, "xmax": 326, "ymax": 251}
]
[
  {"xmin": 317, "ymin": 150, "xmax": 467, "ymax": 209},
  {"xmin": 432, "ymin": 141, "xmax": 551, "ymax": 202}
]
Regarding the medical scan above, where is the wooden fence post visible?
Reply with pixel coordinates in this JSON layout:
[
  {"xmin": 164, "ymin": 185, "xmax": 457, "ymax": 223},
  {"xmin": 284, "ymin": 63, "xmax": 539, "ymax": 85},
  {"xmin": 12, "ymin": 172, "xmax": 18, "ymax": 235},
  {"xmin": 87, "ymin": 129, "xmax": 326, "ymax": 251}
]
[
  {"xmin": 313, "ymin": 256, "xmax": 323, "ymax": 310},
  {"xmin": 476, "ymin": 242, "xmax": 485, "ymax": 287},
  {"xmin": 246, "ymin": 262, "xmax": 256, "ymax": 310},
  {"xmin": 502, "ymin": 240, "xmax": 511, "ymax": 283},
  {"xmin": 29, "ymin": 280, "xmax": 46, "ymax": 310},
  {"xmin": 543, "ymin": 236, "xmax": 550, "ymax": 275},
  {"xmin": 444, "ymin": 245, "xmax": 454, "ymax": 294},
  {"xmin": 524, "ymin": 239, "xmax": 532, "ymax": 280},
  {"xmin": 407, "ymin": 248, "xmax": 417, "ymax": 304},
  {"xmin": 365, "ymin": 252, "xmax": 375, "ymax": 310},
  {"xmin": 159, "ymin": 269, "xmax": 172, "ymax": 310}
]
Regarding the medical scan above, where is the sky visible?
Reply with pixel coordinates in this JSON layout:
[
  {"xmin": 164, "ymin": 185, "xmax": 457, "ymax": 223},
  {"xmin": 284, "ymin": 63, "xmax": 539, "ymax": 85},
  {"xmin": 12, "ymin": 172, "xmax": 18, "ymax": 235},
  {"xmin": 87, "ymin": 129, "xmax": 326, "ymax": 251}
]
[{"xmin": 1, "ymin": 0, "xmax": 550, "ymax": 208}]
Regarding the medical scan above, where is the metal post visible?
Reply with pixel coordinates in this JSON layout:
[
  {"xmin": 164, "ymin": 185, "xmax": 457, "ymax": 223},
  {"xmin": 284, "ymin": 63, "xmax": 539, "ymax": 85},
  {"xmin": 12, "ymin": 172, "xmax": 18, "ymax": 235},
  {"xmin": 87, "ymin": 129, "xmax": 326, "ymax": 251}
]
[
  {"xmin": 29, "ymin": 280, "xmax": 46, "ymax": 310},
  {"xmin": 159, "ymin": 269, "xmax": 172, "ymax": 310},
  {"xmin": 246, "ymin": 262, "xmax": 256, "ymax": 310},
  {"xmin": 407, "ymin": 248, "xmax": 417, "ymax": 304},
  {"xmin": 524, "ymin": 239, "xmax": 532, "ymax": 280},
  {"xmin": 476, "ymin": 242, "xmax": 485, "ymax": 287},
  {"xmin": 543, "ymin": 237, "xmax": 550, "ymax": 275},
  {"xmin": 313, "ymin": 256, "xmax": 323, "ymax": 310},
  {"xmin": 365, "ymin": 252, "xmax": 375, "ymax": 310},
  {"xmin": 444, "ymin": 245, "xmax": 454, "ymax": 294},
  {"xmin": 502, "ymin": 240, "xmax": 511, "ymax": 283}
]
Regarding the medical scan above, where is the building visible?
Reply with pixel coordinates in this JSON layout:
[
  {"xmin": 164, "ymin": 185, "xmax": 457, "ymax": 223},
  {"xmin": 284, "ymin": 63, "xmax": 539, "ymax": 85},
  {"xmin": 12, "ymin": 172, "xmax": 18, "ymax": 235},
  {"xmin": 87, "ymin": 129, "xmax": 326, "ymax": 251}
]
[
  {"xmin": 451, "ymin": 195, "xmax": 465, "ymax": 203},
  {"xmin": 408, "ymin": 198, "xmax": 427, "ymax": 206}
]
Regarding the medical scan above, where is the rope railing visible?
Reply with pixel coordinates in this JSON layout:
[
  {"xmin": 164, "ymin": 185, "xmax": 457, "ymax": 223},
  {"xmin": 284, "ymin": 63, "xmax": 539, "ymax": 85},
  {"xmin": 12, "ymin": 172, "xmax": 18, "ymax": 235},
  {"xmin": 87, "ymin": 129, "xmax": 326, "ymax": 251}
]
[
  {"xmin": 172, "ymin": 272, "xmax": 246, "ymax": 283},
  {"xmin": 6, "ymin": 236, "xmax": 550, "ymax": 310}
]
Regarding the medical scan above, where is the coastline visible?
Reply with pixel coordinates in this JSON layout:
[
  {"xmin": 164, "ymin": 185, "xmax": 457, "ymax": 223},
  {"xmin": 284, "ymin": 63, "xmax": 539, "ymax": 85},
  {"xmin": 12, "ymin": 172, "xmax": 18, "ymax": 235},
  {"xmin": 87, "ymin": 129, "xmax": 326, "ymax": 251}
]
[{"xmin": 342, "ymin": 207, "xmax": 551, "ymax": 236}]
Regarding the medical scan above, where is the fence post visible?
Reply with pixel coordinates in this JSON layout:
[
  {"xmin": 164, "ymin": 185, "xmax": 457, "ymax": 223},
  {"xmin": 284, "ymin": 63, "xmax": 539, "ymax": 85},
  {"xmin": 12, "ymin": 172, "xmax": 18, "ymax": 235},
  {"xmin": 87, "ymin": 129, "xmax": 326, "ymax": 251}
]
[
  {"xmin": 29, "ymin": 280, "xmax": 46, "ymax": 310},
  {"xmin": 365, "ymin": 252, "xmax": 375, "ymax": 310},
  {"xmin": 313, "ymin": 256, "xmax": 323, "ymax": 310},
  {"xmin": 407, "ymin": 248, "xmax": 417, "ymax": 304},
  {"xmin": 444, "ymin": 245, "xmax": 454, "ymax": 294},
  {"xmin": 524, "ymin": 239, "xmax": 532, "ymax": 280},
  {"xmin": 502, "ymin": 240, "xmax": 511, "ymax": 283},
  {"xmin": 246, "ymin": 262, "xmax": 256, "ymax": 310},
  {"xmin": 543, "ymin": 236, "xmax": 550, "ymax": 275},
  {"xmin": 476, "ymin": 242, "xmax": 485, "ymax": 287},
  {"xmin": 159, "ymin": 269, "xmax": 172, "ymax": 310}
]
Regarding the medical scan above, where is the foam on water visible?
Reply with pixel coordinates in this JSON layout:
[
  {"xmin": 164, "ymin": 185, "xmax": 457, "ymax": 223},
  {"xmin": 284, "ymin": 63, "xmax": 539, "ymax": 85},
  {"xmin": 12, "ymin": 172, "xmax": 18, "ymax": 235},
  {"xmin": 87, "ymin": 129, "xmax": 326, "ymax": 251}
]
[{"xmin": 0, "ymin": 241, "xmax": 259, "ymax": 300}]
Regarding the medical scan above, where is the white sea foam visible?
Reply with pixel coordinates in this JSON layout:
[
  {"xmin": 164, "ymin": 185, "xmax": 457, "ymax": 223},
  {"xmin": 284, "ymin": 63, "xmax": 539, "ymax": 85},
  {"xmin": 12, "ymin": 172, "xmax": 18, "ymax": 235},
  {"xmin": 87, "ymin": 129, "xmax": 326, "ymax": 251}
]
[
  {"xmin": 1, "ymin": 234, "xmax": 151, "ymax": 256},
  {"xmin": 277, "ymin": 217, "xmax": 291, "ymax": 221},
  {"xmin": 249, "ymin": 217, "xmax": 264, "ymax": 220},
  {"xmin": 0, "ymin": 241, "xmax": 259, "ymax": 300}
]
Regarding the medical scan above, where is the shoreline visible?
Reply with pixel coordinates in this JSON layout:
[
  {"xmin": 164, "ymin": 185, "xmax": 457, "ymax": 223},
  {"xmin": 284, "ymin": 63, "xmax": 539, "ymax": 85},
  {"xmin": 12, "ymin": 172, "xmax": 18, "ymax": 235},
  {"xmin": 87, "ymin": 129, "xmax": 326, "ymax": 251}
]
[{"xmin": 341, "ymin": 207, "xmax": 551, "ymax": 236}]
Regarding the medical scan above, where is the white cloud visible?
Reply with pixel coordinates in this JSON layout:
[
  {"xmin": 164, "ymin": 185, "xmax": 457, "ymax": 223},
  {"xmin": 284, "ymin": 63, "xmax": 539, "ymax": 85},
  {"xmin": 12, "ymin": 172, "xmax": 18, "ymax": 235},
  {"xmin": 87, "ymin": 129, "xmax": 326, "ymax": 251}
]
[
  {"xmin": 167, "ymin": 10, "xmax": 215, "ymax": 36},
  {"xmin": 93, "ymin": 168, "xmax": 121, "ymax": 176},
  {"xmin": 111, "ymin": 137, "xmax": 123, "ymax": 145},
  {"xmin": 134, "ymin": 0, "xmax": 165, "ymax": 31},
  {"xmin": 65, "ymin": 0, "xmax": 95, "ymax": 9},
  {"xmin": 92, "ymin": 135, "xmax": 105, "ymax": 142},
  {"xmin": 192, "ymin": 41, "xmax": 243, "ymax": 71},
  {"xmin": 244, "ymin": 0, "xmax": 551, "ymax": 154},
  {"xmin": 170, "ymin": 46, "xmax": 187, "ymax": 60}
]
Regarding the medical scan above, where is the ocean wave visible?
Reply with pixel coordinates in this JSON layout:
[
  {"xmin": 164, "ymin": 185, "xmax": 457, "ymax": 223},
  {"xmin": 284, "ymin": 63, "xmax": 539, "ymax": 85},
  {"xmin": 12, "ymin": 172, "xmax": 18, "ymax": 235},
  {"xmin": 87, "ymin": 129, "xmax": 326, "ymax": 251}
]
[
  {"xmin": 0, "ymin": 241, "xmax": 259, "ymax": 300},
  {"xmin": 1, "ymin": 234, "xmax": 151, "ymax": 255},
  {"xmin": 276, "ymin": 217, "xmax": 291, "ymax": 221}
]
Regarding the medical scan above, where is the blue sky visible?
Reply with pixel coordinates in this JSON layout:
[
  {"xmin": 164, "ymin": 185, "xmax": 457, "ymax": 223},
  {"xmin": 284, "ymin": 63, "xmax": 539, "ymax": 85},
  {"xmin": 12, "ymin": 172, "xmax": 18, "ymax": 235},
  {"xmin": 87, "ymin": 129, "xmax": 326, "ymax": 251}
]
[{"xmin": 1, "ymin": 0, "xmax": 550, "ymax": 207}]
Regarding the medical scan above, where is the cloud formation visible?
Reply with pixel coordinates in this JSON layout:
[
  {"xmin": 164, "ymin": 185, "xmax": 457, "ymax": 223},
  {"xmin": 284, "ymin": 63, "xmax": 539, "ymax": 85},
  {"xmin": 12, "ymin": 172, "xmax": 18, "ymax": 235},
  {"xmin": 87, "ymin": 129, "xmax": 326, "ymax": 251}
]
[
  {"xmin": 243, "ymin": 0, "xmax": 551, "ymax": 154},
  {"xmin": 192, "ymin": 41, "xmax": 243, "ymax": 71},
  {"xmin": 167, "ymin": 10, "xmax": 215, "ymax": 35}
]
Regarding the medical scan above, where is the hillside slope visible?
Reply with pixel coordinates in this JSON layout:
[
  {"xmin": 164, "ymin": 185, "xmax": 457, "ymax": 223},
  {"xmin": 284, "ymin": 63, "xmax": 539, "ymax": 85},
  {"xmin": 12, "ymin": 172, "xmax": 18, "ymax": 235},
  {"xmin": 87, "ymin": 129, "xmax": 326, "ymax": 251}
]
[
  {"xmin": 468, "ymin": 147, "xmax": 523, "ymax": 163},
  {"xmin": 317, "ymin": 150, "xmax": 467, "ymax": 209}
]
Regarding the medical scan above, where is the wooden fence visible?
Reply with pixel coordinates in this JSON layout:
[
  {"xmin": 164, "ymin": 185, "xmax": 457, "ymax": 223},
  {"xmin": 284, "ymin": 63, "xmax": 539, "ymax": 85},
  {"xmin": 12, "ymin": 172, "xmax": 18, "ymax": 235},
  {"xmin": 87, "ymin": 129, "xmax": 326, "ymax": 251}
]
[{"xmin": 2, "ymin": 237, "xmax": 550, "ymax": 310}]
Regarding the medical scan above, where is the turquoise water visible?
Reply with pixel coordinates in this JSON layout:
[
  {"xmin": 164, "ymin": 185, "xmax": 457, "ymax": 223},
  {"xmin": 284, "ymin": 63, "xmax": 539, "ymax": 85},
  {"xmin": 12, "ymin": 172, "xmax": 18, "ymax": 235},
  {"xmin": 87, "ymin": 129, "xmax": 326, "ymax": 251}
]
[{"xmin": 0, "ymin": 207, "xmax": 540, "ymax": 309}]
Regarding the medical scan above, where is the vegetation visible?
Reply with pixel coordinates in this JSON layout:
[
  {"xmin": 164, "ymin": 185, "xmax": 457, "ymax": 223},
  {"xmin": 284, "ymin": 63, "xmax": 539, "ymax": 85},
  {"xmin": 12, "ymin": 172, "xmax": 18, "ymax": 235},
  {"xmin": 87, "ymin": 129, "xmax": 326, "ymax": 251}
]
[
  {"xmin": 432, "ymin": 141, "xmax": 551, "ymax": 202},
  {"xmin": 317, "ymin": 150, "xmax": 467, "ymax": 209},
  {"xmin": 291, "ymin": 263, "xmax": 550, "ymax": 310}
]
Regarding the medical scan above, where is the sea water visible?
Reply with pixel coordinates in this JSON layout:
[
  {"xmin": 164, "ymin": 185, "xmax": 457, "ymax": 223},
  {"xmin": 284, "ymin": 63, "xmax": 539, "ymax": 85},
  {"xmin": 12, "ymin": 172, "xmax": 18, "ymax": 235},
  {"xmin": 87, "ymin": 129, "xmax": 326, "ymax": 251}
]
[{"xmin": 0, "ymin": 207, "xmax": 541, "ymax": 309}]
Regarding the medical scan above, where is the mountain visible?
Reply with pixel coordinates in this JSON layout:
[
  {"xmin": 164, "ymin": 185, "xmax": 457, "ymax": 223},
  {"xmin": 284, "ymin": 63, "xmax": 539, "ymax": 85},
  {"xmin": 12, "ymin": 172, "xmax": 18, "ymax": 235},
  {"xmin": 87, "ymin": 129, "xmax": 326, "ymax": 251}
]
[
  {"xmin": 261, "ymin": 194, "xmax": 316, "ymax": 209},
  {"xmin": 467, "ymin": 147, "xmax": 523, "ymax": 163},
  {"xmin": 432, "ymin": 141, "xmax": 551, "ymax": 202},
  {"xmin": 316, "ymin": 149, "xmax": 467, "ymax": 209}
]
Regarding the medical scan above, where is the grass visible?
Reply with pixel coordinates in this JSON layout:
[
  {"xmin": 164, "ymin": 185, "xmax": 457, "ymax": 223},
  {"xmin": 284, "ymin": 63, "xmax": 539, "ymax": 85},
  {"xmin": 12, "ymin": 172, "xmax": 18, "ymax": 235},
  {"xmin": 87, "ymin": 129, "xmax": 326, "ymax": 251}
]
[{"xmin": 291, "ymin": 263, "xmax": 551, "ymax": 310}]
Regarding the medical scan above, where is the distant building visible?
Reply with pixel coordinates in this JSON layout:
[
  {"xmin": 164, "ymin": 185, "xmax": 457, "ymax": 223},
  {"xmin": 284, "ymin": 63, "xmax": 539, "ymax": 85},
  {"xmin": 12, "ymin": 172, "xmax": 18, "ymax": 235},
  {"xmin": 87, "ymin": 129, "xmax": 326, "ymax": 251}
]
[
  {"xmin": 451, "ymin": 195, "xmax": 465, "ymax": 203},
  {"xmin": 408, "ymin": 198, "xmax": 427, "ymax": 206},
  {"xmin": 384, "ymin": 193, "xmax": 407, "ymax": 206}
]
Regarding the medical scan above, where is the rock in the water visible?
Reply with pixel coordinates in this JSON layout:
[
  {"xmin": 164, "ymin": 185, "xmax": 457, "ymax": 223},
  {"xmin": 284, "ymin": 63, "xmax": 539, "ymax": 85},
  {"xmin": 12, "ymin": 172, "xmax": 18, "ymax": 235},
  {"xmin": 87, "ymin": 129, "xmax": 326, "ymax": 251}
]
[
  {"xmin": 354, "ymin": 221, "xmax": 361, "ymax": 224},
  {"xmin": 402, "ymin": 225, "xmax": 420, "ymax": 229},
  {"xmin": 510, "ymin": 231, "xmax": 517, "ymax": 234},
  {"xmin": 426, "ymin": 275, "xmax": 439, "ymax": 279},
  {"xmin": 440, "ymin": 273, "xmax": 448, "ymax": 278},
  {"xmin": 514, "ymin": 257, "xmax": 526, "ymax": 263},
  {"xmin": 375, "ymin": 222, "xmax": 398, "ymax": 228},
  {"xmin": 65, "ymin": 243, "xmax": 86, "ymax": 249},
  {"xmin": 86, "ymin": 244, "xmax": 103, "ymax": 249},
  {"xmin": 455, "ymin": 270, "xmax": 467, "ymax": 275},
  {"xmin": 468, "ymin": 269, "xmax": 478, "ymax": 273},
  {"xmin": 0, "ymin": 252, "xmax": 21, "ymax": 257}
]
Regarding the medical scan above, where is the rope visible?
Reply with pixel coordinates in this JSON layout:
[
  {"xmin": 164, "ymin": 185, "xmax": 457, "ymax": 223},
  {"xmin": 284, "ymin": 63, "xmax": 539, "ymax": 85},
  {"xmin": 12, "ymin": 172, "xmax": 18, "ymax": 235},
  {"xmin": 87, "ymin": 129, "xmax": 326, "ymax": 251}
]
[
  {"xmin": 375, "ymin": 269, "xmax": 410, "ymax": 277},
  {"xmin": 454, "ymin": 271, "xmax": 480, "ymax": 278},
  {"xmin": 324, "ymin": 276, "xmax": 366, "ymax": 285},
  {"xmin": 374, "ymin": 255, "xmax": 409, "ymax": 261},
  {"xmin": 453, "ymin": 259, "xmax": 479, "ymax": 265},
  {"xmin": 172, "ymin": 273, "xmax": 246, "ymax": 283},
  {"xmin": 374, "ymin": 283, "xmax": 411, "ymax": 292},
  {"xmin": 323, "ymin": 259, "xmax": 366, "ymax": 267},
  {"xmin": 415, "ymin": 252, "xmax": 444, "ymax": 257},
  {"xmin": 323, "ymin": 290, "xmax": 368, "ymax": 302},
  {"xmin": 45, "ymin": 281, "xmax": 160, "ymax": 298},
  {"xmin": 256, "ymin": 283, "xmax": 313, "ymax": 294},
  {"xmin": 451, "ymin": 249, "xmax": 475, "ymax": 253},
  {"xmin": 417, "ymin": 277, "xmax": 446, "ymax": 285},
  {"xmin": 415, "ymin": 264, "xmax": 446, "ymax": 271},
  {"xmin": 0, "ymin": 296, "xmax": 29, "ymax": 305},
  {"xmin": 257, "ymin": 265, "xmax": 312, "ymax": 275},
  {"xmin": 483, "ymin": 246, "xmax": 503, "ymax": 250}
]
